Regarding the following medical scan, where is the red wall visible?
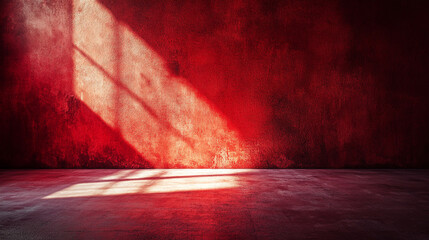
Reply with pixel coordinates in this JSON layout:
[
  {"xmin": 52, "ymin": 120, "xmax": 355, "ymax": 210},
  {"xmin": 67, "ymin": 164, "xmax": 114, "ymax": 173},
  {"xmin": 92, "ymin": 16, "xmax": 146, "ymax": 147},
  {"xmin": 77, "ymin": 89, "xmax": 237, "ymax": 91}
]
[{"xmin": 1, "ymin": 0, "xmax": 428, "ymax": 168}]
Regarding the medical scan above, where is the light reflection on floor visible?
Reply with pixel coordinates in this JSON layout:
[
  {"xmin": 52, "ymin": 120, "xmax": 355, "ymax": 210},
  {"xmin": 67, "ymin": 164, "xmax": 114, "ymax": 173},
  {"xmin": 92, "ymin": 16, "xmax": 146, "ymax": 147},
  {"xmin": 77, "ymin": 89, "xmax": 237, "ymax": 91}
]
[
  {"xmin": 44, "ymin": 169, "xmax": 250, "ymax": 198},
  {"xmin": 1, "ymin": 169, "xmax": 429, "ymax": 239}
]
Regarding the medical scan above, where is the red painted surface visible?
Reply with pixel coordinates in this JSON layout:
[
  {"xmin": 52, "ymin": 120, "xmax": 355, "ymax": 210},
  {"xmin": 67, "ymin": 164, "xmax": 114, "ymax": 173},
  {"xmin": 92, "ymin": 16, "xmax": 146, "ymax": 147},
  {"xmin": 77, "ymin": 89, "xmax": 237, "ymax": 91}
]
[{"xmin": 0, "ymin": 0, "xmax": 428, "ymax": 168}]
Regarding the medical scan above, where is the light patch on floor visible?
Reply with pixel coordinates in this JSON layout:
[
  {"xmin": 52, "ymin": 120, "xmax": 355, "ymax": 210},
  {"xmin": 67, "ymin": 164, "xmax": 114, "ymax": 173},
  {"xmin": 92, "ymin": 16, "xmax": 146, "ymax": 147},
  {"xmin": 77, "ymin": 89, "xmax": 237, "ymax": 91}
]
[{"xmin": 43, "ymin": 169, "xmax": 249, "ymax": 198}]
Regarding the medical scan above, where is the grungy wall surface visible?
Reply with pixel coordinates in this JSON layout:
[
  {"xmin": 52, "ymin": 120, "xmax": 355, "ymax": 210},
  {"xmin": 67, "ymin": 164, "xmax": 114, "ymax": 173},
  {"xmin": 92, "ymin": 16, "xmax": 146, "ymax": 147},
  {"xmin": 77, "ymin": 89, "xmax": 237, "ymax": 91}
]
[{"xmin": 0, "ymin": 0, "xmax": 428, "ymax": 168}]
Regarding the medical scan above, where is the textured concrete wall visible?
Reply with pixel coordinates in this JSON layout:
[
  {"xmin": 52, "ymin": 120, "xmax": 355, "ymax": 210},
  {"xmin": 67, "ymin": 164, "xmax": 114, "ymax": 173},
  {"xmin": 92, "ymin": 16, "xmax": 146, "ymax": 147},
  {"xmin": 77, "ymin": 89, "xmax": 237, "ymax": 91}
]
[{"xmin": 1, "ymin": 0, "xmax": 428, "ymax": 168}]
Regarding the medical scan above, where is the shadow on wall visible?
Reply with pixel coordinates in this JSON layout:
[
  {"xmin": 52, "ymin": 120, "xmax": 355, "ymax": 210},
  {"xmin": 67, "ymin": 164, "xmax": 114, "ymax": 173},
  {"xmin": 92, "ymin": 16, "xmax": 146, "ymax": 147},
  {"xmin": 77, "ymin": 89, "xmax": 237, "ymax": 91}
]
[
  {"xmin": 98, "ymin": 0, "xmax": 429, "ymax": 168},
  {"xmin": 72, "ymin": 0, "xmax": 251, "ymax": 168},
  {"xmin": 1, "ymin": 0, "xmax": 428, "ymax": 168}
]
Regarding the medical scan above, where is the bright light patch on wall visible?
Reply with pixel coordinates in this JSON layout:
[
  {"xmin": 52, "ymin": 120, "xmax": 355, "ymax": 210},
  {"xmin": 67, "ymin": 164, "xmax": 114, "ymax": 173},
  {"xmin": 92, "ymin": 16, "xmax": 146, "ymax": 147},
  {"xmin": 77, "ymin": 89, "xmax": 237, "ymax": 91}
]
[
  {"xmin": 43, "ymin": 170, "xmax": 247, "ymax": 199},
  {"xmin": 72, "ymin": 0, "xmax": 251, "ymax": 168}
]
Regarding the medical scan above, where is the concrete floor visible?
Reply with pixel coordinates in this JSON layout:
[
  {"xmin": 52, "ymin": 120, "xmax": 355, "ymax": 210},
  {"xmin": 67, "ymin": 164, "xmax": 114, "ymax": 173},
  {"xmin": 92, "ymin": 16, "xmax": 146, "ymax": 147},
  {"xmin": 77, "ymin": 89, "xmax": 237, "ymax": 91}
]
[{"xmin": 1, "ymin": 169, "xmax": 428, "ymax": 240}]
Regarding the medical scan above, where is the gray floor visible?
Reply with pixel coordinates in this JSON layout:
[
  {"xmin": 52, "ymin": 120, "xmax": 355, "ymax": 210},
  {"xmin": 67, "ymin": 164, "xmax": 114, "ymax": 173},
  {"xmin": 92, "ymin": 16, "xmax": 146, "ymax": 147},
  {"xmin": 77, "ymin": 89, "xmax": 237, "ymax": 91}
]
[{"xmin": 1, "ymin": 169, "xmax": 429, "ymax": 239}]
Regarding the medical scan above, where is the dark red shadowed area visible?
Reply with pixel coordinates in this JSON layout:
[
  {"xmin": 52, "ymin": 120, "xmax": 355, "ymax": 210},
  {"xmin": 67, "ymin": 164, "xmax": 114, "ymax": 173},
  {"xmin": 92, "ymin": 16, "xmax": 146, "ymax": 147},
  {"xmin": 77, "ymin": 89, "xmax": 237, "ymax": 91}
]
[{"xmin": 1, "ymin": 0, "xmax": 429, "ymax": 168}]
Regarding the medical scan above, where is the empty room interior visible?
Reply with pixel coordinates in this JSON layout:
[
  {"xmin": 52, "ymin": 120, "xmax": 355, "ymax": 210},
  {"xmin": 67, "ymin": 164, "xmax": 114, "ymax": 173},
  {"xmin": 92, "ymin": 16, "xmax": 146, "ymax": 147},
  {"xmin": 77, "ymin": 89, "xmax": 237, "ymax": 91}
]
[{"xmin": 1, "ymin": 0, "xmax": 428, "ymax": 239}]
